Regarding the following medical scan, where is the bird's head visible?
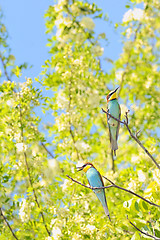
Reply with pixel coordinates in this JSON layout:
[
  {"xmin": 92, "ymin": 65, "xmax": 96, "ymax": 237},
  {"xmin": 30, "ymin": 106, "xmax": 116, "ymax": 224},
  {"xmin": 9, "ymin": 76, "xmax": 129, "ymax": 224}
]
[
  {"xmin": 106, "ymin": 87, "xmax": 119, "ymax": 103},
  {"xmin": 76, "ymin": 162, "xmax": 94, "ymax": 173}
]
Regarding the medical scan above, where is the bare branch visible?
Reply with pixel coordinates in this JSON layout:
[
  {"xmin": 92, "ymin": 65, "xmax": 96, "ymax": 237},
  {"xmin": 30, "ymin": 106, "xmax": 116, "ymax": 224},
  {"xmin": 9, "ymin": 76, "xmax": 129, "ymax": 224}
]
[
  {"xmin": 67, "ymin": 175, "xmax": 160, "ymax": 208},
  {"xmin": 102, "ymin": 108, "xmax": 160, "ymax": 170},
  {"xmin": 102, "ymin": 176, "xmax": 160, "ymax": 208},
  {"xmin": 127, "ymin": 217, "xmax": 160, "ymax": 240},
  {"xmin": 0, "ymin": 54, "xmax": 12, "ymax": 82},
  {"xmin": 0, "ymin": 208, "xmax": 19, "ymax": 240},
  {"xmin": 41, "ymin": 142, "xmax": 55, "ymax": 158}
]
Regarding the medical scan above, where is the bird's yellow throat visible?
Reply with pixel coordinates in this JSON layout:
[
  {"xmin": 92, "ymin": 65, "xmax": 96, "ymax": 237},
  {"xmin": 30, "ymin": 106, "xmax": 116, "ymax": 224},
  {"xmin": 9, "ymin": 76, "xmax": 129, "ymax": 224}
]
[
  {"xmin": 83, "ymin": 165, "xmax": 92, "ymax": 172},
  {"xmin": 109, "ymin": 92, "xmax": 117, "ymax": 100}
]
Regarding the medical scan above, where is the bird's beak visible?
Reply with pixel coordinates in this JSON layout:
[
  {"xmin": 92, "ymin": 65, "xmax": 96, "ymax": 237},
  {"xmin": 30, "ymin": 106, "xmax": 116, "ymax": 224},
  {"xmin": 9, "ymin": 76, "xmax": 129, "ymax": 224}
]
[
  {"xmin": 76, "ymin": 166, "xmax": 83, "ymax": 172},
  {"xmin": 115, "ymin": 86, "xmax": 119, "ymax": 92}
]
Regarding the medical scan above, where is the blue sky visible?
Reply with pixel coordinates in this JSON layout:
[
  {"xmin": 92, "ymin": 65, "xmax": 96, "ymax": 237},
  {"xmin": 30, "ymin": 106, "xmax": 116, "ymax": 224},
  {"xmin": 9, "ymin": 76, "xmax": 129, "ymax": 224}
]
[
  {"xmin": 0, "ymin": 0, "xmax": 128, "ymax": 80},
  {"xmin": 0, "ymin": 0, "xmax": 128, "ymax": 141}
]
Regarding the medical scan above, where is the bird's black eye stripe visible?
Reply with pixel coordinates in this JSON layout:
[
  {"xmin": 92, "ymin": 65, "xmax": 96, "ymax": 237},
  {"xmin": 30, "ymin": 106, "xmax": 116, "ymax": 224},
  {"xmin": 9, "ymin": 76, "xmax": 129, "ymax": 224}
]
[{"xmin": 83, "ymin": 163, "xmax": 87, "ymax": 167}]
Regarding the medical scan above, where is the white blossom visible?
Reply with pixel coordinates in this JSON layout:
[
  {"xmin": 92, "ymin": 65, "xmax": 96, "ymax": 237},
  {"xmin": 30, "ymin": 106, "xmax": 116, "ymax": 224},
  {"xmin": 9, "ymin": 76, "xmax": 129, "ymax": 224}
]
[
  {"xmin": 120, "ymin": 104, "xmax": 128, "ymax": 115},
  {"xmin": 115, "ymin": 70, "xmax": 124, "ymax": 81},
  {"xmin": 50, "ymin": 218, "xmax": 57, "ymax": 227},
  {"xmin": 45, "ymin": 237, "xmax": 53, "ymax": 240},
  {"xmin": 75, "ymin": 141, "xmax": 91, "ymax": 153},
  {"xmin": 123, "ymin": 8, "xmax": 144, "ymax": 23},
  {"xmin": 138, "ymin": 170, "xmax": 146, "ymax": 182},
  {"xmin": 51, "ymin": 227, "xmax": 62, "ymax": 239},
  {"xmin": 126, "ymin": 28, "xmax": 132, "ymax": 39},
  {"xmin": 16, "ymin": 143, "xmax": 27, "ymax": 153},
  {"xmin": 86, "ymin": 224, "xmax": 96, "ymax": 231},
  {"xmin": 6, "ymin": 100, "xmax": 13, "ymax": 107},
  {"xmin": 123, "ymin": 9, "xmax": 133, "ymax": 22},
  {"xmin": 72, "ymin": 233, "xmax": 82, "ymax": 240},
  {"xmin": 123, "ymin": 199, "xmax": 133, "ymax": 208},
  {"xmin": 61, "ymin": 179, "xmax": 70, "ymax": 192},
  {"xmin": 14, "ymin": 132, "xmax": 21, "ymax": 142},
  {"xmin": 57, "ymin": 90, "xmax": 68, "ymax": 109},
  {"xmin": 80, "ymin": 17, "xmax": 95, "ymax": 30},
  {"xmin": 73, "ymin": 59, "xmax": 82, "ymax": 65},
  {"xmin": 145, "ymin": 77, "xmax": 152, "ymax": 89},
  {"xmin": 40, "ymin": 179, "xmax": 46, "ymax": 186},
  {"xmin": 153, "ymin": 169, "xmax": 160, "ymax": 185},
  {"xmin": 127, "ymin": 179, "xmax": 136, "ymax": 190},
  {"xmin": 58, "ymin": 0, "xmax": 67, "ymax": 5},
  {"xmin": 133, "ymin": 8, "xmax": 144, "ymax": 21},
  {"xmin": 131, "ymin": 155, "xmax": 139, "ymax": 163},
  {"xmin": 55, "ymin": 115, "xmax": 67, "ymax": 132},
  {"xmin": 19, "ymin": 199, "xmax": 29, "ymax": 222},
  {"xmin": 26, "ymin": 78, "xmax": 32, "ymax": 85}
]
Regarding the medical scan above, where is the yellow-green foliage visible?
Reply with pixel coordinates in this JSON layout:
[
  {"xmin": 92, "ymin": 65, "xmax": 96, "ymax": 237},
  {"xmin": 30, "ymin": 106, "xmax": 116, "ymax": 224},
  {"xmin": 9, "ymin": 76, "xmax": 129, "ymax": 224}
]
[{"xmin": 0, "ymin": 0, "xmax": 160, "ymax": 239}]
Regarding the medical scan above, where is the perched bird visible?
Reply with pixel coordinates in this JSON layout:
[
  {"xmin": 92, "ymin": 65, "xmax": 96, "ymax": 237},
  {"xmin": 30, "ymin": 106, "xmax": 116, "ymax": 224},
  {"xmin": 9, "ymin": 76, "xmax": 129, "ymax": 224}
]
[
  {"xmin": 77, "ymin": 162, "xmax": 111, "ymax": 221},
  {"xmin": 106, "ymin": 87, "xmax": 121, "ymax": 156}
]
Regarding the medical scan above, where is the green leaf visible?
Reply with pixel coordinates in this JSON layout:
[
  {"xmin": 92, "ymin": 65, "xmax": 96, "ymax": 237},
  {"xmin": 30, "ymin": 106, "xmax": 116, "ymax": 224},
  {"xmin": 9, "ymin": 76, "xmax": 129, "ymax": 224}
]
[{"xmin": 135, "ymin": 201, "xmax": 139, "ymax": 212}]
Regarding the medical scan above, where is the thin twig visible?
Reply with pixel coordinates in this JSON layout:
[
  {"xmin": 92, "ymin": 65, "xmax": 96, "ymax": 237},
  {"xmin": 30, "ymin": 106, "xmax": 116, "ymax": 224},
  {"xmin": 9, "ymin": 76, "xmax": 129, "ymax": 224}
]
[
  {"xmin": 67, "ymin": 175, "xmax": 160, "ymax": 208},
  {"xmin": 102, "ymin": 176, "xmax": 160, "ymax": 208},
  {"xmin": 127, "ymin": 217, "xmax": 160, "ymax": 240},
  {"xmin": 102, "ymin": 108, "xmax": 160, "ymax": 170},
  {"xmin": 19, "ymin": 107, "xmax": 50, "ymax": 236},
  {"xmin": 0, "ymin": 54, "xmax": 12, "ymax": 82},
  {"xmin": 41, "ymin": 142, "xmax": 55, "ymax": 158},
  {"xmin": 0, "ymin": 208, "xmax": 19, "ymax": 240}
]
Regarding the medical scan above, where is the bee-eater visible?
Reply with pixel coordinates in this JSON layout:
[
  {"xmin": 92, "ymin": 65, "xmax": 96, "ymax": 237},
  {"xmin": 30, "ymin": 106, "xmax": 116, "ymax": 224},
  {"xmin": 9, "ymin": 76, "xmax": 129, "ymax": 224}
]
[
  {"xmin": 106, "ymin": 87, "xmax": 121, "ymax": 156},
  {"xmin": 77, "ymin": 162, "xmax": 111, "ymax": 221}
]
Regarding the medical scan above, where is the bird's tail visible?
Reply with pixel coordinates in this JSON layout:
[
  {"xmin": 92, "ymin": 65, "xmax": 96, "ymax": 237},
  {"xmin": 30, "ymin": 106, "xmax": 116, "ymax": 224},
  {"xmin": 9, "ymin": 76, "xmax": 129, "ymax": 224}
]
[
  {"xmin": 109, "ymin": 127, "xmax": 118, "ymax": 156},
  {"xmin": 103, "ymin": 204, "xmax": 111, "ymax": 222},
  {"xmin": 111, "ymin": 138, "xmax": 118, "ymax": 156}
]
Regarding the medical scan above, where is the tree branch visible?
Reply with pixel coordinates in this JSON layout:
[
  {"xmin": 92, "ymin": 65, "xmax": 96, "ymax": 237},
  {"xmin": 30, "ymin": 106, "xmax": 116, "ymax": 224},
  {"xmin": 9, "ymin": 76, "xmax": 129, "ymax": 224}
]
[
  {"xmin": 127, "ymin": 217, "xmax": 160, "ymax": 240},
  {"xmin": 41, "ymin": 142, "xmax": 55, "ymax": 158},
  {"xmin": 19, "ymin": 107, "xmax": 51, "ymax": 236},
  {"xmin": 0, "ymin": 207, "xmax": 19, "ymax": 240},
  {"xmin": 0, "ymin": 54, "xmax": 12, "ymax": 82},
  {"xmin": 102, "ymin": 108, "xmax": 160, "ymax": 170},
  {"xmin": 66, "ymin": 175, "xmax": 160, "ymax": 208}
]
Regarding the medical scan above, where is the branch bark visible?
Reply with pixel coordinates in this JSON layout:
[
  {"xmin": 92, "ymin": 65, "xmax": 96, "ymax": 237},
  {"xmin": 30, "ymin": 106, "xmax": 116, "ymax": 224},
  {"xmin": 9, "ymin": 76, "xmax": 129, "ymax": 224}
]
[
  {"xmin": 0, "ymin": 208, "xmax": 19, "ymax": 240},
  {"xmin": 127, "ymin": 217, "xmax": 160, "ymax": 240},
  {"xmin": 102, "ymin": 108, "xmax": 160, "ymax": 170},
  {"xmin": 67, "ymin": 175, "xmax": 160, "ymax": 208},
  {"xmin": 41, "ymin": 142, "xmax": 55, "ymax": 158},
  {"xmin": 0, "ymin": 54, "xmax": 12, "ymax": 82}
]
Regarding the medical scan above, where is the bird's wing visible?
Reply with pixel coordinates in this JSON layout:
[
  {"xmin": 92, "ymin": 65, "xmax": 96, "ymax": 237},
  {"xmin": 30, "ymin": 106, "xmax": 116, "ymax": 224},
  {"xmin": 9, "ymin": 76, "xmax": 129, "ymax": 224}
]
[
  {"xmin": 106, "ymin": 105, "xmax": 112, "ymax": 143},
  {"xmin": 116, "ymin": 103, "xmax": 121, "ymax": 141},
  {"xmin": 97, "ymin": 170, "xmax": 104, "ymax": 187},
  {"xmin": 106, "ymin": 105, "xmax": 110, "ymax": 121}
]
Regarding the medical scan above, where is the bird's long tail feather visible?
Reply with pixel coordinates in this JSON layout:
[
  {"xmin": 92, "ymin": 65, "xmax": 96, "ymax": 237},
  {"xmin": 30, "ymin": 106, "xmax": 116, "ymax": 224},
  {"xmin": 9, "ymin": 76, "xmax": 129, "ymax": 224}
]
[{"xmin": 103, "ymin": 204, "xmax": 111, "ymax": 222}]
